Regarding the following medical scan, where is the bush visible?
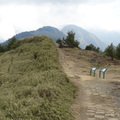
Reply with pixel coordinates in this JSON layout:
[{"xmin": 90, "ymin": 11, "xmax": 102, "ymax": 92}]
[{"xmin": 85, "ymin": 44, "xmax": 100, "ymax": 53}]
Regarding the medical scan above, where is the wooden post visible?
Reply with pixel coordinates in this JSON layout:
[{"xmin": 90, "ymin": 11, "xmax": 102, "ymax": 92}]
[
  {"xmin": 99, "ymin": 71, "xmax": 101, "ymax": 78},
  {"xmin": 94, "ymin": 70, "xmax": 95, "ymax": 76},
  {"xmin": 90, "ymin": 69, "xmax": 92, "ymax": 76}
]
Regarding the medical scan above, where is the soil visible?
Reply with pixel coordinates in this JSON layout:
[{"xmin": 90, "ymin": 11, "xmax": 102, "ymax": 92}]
[{"xmin": 58, "ymin": 48, "xmax": 120, "ymax": 120}]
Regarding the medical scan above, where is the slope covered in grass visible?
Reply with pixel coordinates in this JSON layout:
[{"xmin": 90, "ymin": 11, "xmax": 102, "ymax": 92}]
[{"xmin": 0, "ymin": 36, "xmax": 76, "ymax": 120}]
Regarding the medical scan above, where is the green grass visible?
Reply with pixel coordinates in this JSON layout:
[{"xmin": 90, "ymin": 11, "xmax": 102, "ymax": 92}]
[{"xmin": 0, "ymin": 36, "xmax": 76, "ymax": 120}]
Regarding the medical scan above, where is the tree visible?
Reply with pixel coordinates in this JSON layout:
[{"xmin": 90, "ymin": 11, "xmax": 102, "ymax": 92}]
[
  {"xmin": 56, "ymin": 38, "xmax": 63, "ymax": 48},
  {"xmin": 63, "ymin": 31, "xmax": 79, "ymax": 48},
  {"xmin": 7, "ymin": 37, "xmax": 18, "ymax": 50},
  {"xmin": 116, "ymin": 43, "xmax": 120, "ymax": 59},
  {"xmin": 104, "ymin": 43, "xmax": 116, "ymax": 60}
]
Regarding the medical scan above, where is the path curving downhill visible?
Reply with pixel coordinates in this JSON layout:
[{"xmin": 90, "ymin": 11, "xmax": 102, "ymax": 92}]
[{"xmin": 58, "ymin": 48, "xmax": 120, "ymax": 120}]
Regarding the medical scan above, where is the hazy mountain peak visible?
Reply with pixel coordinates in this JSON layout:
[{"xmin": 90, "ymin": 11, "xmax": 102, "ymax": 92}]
[
  {"xmin": 37, "ymin": 26, "xmax": 60, "ymax": 31},
  {"xmin": 62, "ymin": 24, "xmax": 88, "ymax": 33}
]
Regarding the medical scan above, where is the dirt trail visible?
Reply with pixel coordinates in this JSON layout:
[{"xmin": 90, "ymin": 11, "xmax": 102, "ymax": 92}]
[{"xmin": 58, "ymin": 48, "xmax": 120, "ymax": 120}]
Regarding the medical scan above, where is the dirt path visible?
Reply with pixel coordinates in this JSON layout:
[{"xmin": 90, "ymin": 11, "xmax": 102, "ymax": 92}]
[{"xmin": 58, "ymin": 48, "xmax": 120, "ymax": 120}]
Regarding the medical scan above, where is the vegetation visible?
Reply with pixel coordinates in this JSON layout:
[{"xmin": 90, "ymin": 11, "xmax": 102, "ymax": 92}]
[
  {"xmin": 116, "ymin": 43, "xmax": 120, "ymax": 59},
  {"xmin": 85, "ymin": 44, "xmax": 100, "ymax": 53},
  {"xmin": 0, "ymin": 37, "xmax": 19, "ymax": 52},
  {"xmin": 104, "ymin": 43, "xmax": 116, "ymax": 60},
  {"xmin": 6, "ymin": 37, "xmax": 19, "ymax": 50},
  {"xmin": 56, "ymin": 38, "xmax": 63, "ymax": 48},
  {"xmin": 104, "ymin": 42, "xmax": 120, "ymax": 60},
  {"xmin": 56, "ymin": 31, "xmax": 79, "ymax": 48},
  {"xmin": 0, "ymin": 44, "xmax": 4, "ymax": 52},
  {"xmin": 0, "ymin": 36, "xmax": 76, "ymax": 120},
  {"xmin": 85, "ymin": 43, "xmax": 120, "ymax": 60}
]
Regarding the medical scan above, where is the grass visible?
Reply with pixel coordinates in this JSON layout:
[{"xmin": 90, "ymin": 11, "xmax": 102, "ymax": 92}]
[{"xmin": 0, "ymin": 36, "xmax": 76, "ymax": 120}]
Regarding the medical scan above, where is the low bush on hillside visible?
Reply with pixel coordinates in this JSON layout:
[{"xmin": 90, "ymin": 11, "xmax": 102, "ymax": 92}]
[
  {"xmin": 85, "ymin": 44, "xmax": 100, "ymax": 53},
  {"xmin": 0, "ymin": 36, "xmax": 76, "ymax": 120}
]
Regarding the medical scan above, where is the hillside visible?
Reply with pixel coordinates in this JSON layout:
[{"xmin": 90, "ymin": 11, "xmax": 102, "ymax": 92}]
[
  {"xmin": 0, "ymin": 36, "xmax": 76, "ymax": 120},
  {"xmin": 62, "ymin": 25, "xmax": 106, "ymax": 50}
]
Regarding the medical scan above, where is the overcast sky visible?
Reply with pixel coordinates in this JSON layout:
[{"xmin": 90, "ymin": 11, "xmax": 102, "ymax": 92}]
[{"xmin": 0, "ymin": 0, "xmax": 120, "ymax": 42}]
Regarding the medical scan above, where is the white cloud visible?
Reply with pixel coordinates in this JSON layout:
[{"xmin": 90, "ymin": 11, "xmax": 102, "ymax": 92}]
[
  {"xmin": 0, "ymin": 0, "xmax": 119, "ymax": 5},
  {"xmin": 73, "ymin": 1, "xmax": 120, "ymax": 31},
  {"xmin": 0, "ymin": 4, "xmax": 42, "ymax": 41},
  {"xmin": 0, "ymin": 22, "xmax": 15, "ymax": 40},
  {"xmin": 0, "ymin": 0, "xmax": 87, "ymax": 5}
]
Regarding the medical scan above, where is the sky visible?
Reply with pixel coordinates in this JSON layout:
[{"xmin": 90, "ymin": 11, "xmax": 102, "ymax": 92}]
[{"xmin": 0, "ymin": 0, "xmax": 120, "ymax": 42}]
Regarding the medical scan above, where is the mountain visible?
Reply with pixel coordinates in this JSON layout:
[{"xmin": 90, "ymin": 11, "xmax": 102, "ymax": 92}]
[
  {"xmin": 61, "ymin": 25, "xmax": 106, "ymax": 50},
  {"xmin": 88, "ymin": 29, "xmax": 120, "ymax": 46},
  {"xmin": 15, "ymin": 26, "xmax": 66, "ymax": 42}
]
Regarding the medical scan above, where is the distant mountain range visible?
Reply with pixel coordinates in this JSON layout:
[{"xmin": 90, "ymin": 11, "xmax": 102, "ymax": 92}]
[{"xmin": 2, "ymin": 25, "xmax": 107, "ymax": 50}]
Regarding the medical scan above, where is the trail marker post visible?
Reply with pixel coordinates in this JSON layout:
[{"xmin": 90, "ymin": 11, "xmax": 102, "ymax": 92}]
[
  {"xmin": 90, "ymin": 67, "xmax": 97, "ymax": 77},
  {"xmin": 99, "ymin": 68, "xmax": 107, "ymax": 79}
]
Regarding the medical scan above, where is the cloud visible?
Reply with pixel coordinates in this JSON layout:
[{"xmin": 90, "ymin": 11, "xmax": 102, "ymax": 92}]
[
  {"xmin": 0, "ymin": 0, "xmax": 118, "ymax": 5},
  {"xmin": 0, "ymin": 4, "xmax": 42, "ymax": 41},
  {"xmin": 0, "ymin": 0, "xmax": 87, "ymax": 5},
  {"xmin": 87, "ymin": 0, "xmax": 119, "ymax": 4}
]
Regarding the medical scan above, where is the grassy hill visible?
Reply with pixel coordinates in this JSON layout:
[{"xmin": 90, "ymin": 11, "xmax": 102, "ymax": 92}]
[{"xmin": 0, "ymin": 36, "xmax": 76, "ymax": 120}]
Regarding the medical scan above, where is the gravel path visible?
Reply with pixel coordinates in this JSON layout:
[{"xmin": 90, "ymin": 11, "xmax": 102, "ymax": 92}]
[{"xmin": 79, "ymin": 79, "xmax": 120, "ymax": 120}]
